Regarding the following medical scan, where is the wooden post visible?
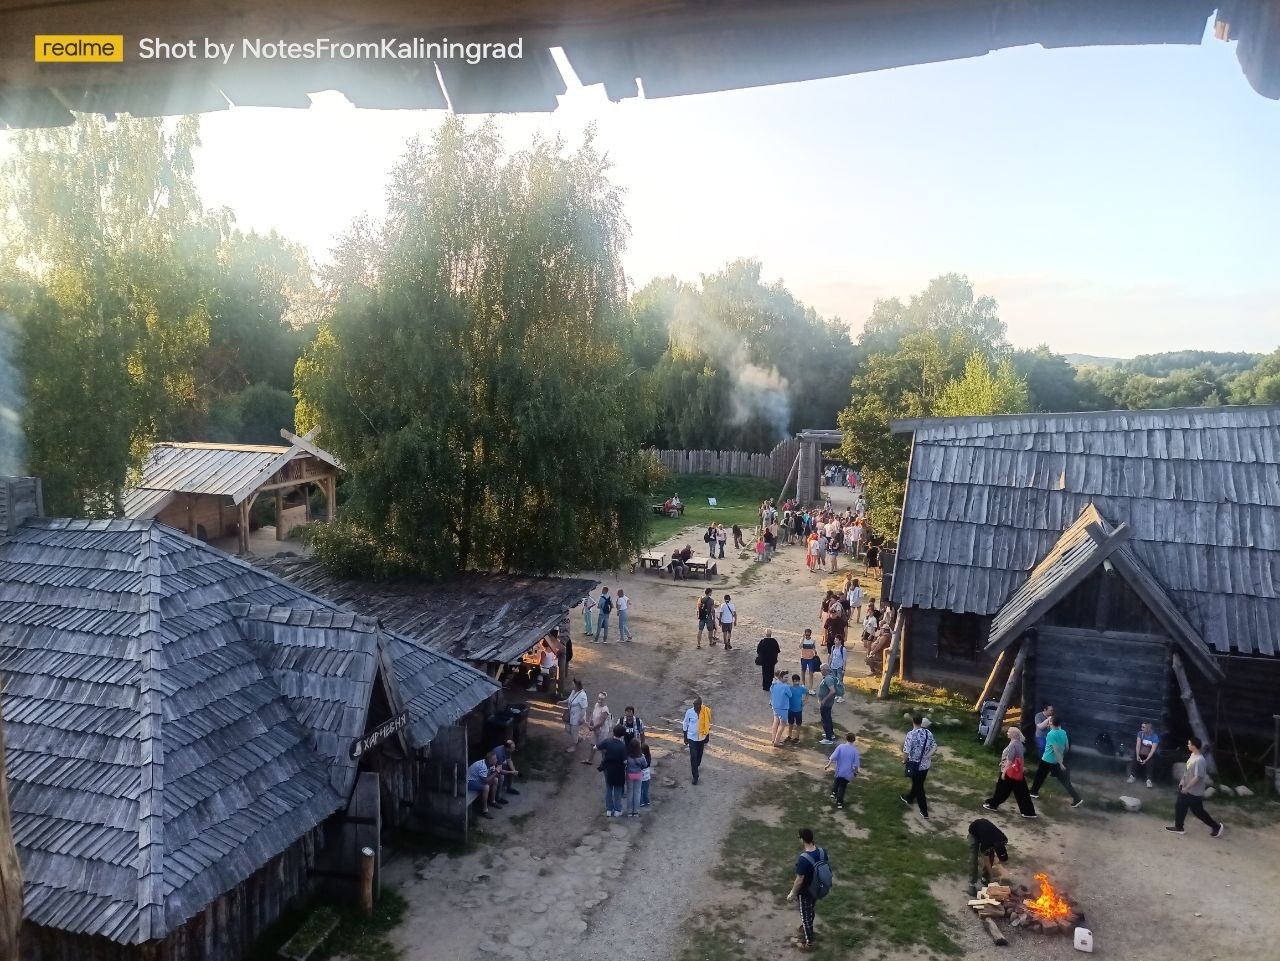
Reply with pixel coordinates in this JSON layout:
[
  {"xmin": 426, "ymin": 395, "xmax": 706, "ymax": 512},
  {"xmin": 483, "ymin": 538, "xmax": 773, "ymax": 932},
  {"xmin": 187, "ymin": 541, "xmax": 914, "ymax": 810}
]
[
  {"xmin": 877, "ymin": 608, "xmax": 904, "ymax": 699},
  {"xmin": 984, "ymin": 642, "xmax": 1028, "ymax": 747},
  {"xmin": 238, "ymin": 501, "xmax": 251, "ymax": 555},
  {"xmin": 274, "ymin": 488, "xmax": 285, "ymax": 541},
  {"xmin": 777, "ymin": 450, "xmax": 800, "ymax": 507},
  {"xmin": 0, "ymin": 685, "xmax": 23, "ymax": 961},
  {"xmin": 359, "ymin": 846, "xmax": 375, "ymax": 917},
  {"xmin": 324, "ymin": 475, "xmax": 336, "ymax": 523},
  {"xmin": 1171, "ymin": 652, "xmax": 1217, "ymax": 776},
  {"xmin": 975, "ymin": 650, "xmax": 1008, "ymax": 709}
]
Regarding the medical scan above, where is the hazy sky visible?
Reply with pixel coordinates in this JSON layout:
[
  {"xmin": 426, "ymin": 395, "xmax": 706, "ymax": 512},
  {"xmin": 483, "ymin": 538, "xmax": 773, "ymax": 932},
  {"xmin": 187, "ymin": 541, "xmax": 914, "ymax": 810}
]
[{"xmin": 11, "ymin": 18, "xmax": 1280, "ymax": 357}]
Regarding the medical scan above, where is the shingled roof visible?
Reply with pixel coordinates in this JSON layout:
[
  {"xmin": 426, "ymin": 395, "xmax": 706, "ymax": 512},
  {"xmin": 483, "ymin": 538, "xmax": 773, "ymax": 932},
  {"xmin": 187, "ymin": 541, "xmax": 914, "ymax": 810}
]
[
  {"xmin": 890, "ymin": 405, "xmax": 1280, "ymax": 656},
  {"xmin": 0, "ymin": 518, "xmax": 496, "ymax": 945},
  {"xmin": 258, "ymin": 556, "xmax": 596, "ymax": 665}
]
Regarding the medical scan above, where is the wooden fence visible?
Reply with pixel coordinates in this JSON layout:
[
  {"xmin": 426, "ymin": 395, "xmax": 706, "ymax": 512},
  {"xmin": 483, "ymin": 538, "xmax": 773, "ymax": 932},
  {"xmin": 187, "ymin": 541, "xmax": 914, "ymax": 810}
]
[{"xmin": 652, "ymin": 437, "xmax": 800, "ymax": 485}]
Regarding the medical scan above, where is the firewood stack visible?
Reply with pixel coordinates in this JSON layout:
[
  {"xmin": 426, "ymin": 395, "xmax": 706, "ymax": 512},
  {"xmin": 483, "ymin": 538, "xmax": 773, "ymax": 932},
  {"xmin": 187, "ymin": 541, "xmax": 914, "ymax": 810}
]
[{"xmin": 968, "ymin": 881, "xmax": 1085, "ymax": 937}]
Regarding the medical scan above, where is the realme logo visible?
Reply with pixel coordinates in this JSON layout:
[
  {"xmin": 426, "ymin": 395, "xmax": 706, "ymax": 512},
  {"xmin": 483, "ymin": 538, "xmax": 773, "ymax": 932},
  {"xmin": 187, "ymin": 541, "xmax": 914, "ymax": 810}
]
[{"xmin": 34, "ymin": 35, "xmax": 124, "ymax": 62}]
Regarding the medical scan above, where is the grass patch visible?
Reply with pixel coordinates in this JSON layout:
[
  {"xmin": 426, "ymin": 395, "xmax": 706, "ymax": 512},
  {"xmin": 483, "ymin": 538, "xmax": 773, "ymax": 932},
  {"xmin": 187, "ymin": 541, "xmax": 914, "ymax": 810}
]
[
  {"xmin": 714, "ymin": 761, "xmax": 969, "ymax": 957},
  {"xmin": 646, "ymin": 474, "xmax": 777, "ymax": 547},
  {"xmin": 248, "ymin": 892, "xmax": 408, "ymax": 961}
]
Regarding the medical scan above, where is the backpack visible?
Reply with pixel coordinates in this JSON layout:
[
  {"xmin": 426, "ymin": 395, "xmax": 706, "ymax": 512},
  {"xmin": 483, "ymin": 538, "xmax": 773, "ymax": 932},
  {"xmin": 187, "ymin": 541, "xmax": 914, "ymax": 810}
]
[
  {"xmin": 698, "ymin": 596, "xmax": 714, "ymax": 618},
  {"xmin": 802, "ymin": 849, "xmax": 833, "ymax": 900},
  {"xmin": 599, "ymin": 595, "xmax": 613, "ymax": 616}
]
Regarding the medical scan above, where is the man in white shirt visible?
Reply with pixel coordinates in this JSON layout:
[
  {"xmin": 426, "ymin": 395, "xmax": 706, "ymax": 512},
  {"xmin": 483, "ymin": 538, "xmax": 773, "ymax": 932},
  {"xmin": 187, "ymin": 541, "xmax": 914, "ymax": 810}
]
[
  {"xmin": 718, "ymin": 594, "xmax": 738, "ymax": 650},
  {"xmin": 682, "ymin": 696, "xmax": 711, "ymax": 785}
]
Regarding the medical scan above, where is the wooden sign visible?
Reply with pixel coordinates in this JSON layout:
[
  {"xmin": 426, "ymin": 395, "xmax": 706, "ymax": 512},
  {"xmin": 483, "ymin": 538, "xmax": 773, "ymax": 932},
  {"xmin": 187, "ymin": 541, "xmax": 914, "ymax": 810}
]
[{"xmin": 350, "ymin": 711, "xmax": 409, "ymax": 759}]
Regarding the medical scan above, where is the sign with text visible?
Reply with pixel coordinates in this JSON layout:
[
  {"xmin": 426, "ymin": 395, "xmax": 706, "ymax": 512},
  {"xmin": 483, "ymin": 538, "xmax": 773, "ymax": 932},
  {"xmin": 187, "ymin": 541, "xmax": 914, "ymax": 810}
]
[{"xmin": 350, "ymin": 711, "xmax": 409, "ymax": 759}]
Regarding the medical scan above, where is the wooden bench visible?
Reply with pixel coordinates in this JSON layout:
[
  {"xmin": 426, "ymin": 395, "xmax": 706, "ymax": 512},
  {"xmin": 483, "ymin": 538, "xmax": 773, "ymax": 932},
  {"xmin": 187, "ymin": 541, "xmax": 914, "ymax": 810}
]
[{"xmin": 278, "ymin": 906, "xmax": 339, "ymax": 961}]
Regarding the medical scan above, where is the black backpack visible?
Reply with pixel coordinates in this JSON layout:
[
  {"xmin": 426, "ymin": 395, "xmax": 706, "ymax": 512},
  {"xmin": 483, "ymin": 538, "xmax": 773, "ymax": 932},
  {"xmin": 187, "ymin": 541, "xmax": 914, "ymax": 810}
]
[
  {"xmin": 803, "ymin": 849, "xmax": 833, "ymax": 900},
  {"xmin": 698, "ymin": 596, "xmax": 713, "ymax": 618}
]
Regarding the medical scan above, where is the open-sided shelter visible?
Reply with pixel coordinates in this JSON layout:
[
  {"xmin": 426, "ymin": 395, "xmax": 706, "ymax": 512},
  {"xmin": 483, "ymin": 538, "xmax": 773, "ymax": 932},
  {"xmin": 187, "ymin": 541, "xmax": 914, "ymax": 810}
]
[
  {"xmin": 0, "ymin": 477, "xmax": 498, "ymax": 961},
  {"xmin": 122, "ymin": 429, "xmax": 342, "ymax": 554},
  {"xmin": 888, "ymin": 405, "xmax": 1280, "ymax": 758}
]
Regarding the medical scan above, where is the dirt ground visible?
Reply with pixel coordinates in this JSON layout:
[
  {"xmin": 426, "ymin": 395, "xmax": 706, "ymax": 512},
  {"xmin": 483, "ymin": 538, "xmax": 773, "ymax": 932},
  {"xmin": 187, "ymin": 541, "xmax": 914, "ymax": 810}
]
[{"xmin": 384, "ymin": 484, "xmax": 1280, "ymax": 961}]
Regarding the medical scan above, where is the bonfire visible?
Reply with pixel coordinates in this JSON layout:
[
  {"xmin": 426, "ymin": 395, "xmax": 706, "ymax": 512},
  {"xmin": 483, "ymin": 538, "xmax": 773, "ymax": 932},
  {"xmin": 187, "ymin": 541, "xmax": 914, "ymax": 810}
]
[{"xmin": 968, "ymin": 871, "xmax": 1084, "ymax": 941}]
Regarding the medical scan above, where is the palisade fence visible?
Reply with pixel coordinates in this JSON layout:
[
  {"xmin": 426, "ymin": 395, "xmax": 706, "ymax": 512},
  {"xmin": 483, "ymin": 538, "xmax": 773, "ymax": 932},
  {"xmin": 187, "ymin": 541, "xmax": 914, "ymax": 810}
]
[{"xmin": 651, "ymin": 436, "xmax": 801, "ymax": 485}]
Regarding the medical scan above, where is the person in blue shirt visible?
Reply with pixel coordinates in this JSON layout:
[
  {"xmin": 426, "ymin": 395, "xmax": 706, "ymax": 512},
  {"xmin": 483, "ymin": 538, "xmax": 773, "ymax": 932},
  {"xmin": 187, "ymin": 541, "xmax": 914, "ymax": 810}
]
[
  {"xmin": 466, "ymin": 751, "xmax": 503, "ymax": 819},
  {"xmin": 770, "ymin": 670, "xmax": 791, "ymax": 746},
  {"xmin": 1128, "ymin": 721, "xmax": 1160, "ymax": 788},
  {"xmin": 1029, "ymin": 715, "xmax": 1084, "ymax": 807},
  {"xmin": 824, "ymin": 733, "xmax": 861, "ymax": 809},
  {"xmin": 787, "ymin": 674, "xmax": 807, "ymax": 744}
]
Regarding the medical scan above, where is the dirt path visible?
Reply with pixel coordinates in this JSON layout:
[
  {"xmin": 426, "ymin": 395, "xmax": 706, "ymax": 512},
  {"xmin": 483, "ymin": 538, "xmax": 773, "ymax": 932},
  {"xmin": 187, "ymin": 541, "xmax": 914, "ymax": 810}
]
[{"xmin": 387, "ymin": 482, "xmax": 1280, "ymax": 961}]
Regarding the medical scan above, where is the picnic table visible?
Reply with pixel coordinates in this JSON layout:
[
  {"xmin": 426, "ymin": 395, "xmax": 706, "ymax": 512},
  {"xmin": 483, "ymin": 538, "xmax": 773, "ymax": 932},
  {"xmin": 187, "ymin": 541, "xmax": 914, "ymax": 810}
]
[
  {"xmin": 684, "ymin": 559, "xmax": 710, "ymax": 580},
  {"xmin": 639, "ymin": 551, "xmax": 666, "ymax": 571}
]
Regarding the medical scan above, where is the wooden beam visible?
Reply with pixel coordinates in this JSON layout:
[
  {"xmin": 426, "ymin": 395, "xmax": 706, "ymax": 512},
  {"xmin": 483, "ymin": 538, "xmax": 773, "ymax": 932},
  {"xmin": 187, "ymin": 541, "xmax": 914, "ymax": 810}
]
[
  {"xmin": 777, "ymin": 449, "xmax": 801, "ymax": 507},
  {"xmin": 1171, "ymin": 652, "xmax": 1217, "ymax": 776},
  {"xmin": 975, "ymin": 649, "xmax": 1008, "ymax": 709},
  {"xmin": 238, "ymin": 500, "xmax": 251, "ymax": 556},
  {"xmin": 877, "ymin": 607, "xmax": 903, "ymax": 699},
  {"xmin": 983, "ymin": 641, "xmax": 1028, "ymax": 747},
  {"xmin": 280, "ymin": 426, "xmax": 346, "ymax": 471},
  {"xmin": 274, "ymin": 488, "xmax": 285, "ymax": 541},
  {"xmin": 325, "ymin": 475, "xmax": 336, "ymax": 523}
]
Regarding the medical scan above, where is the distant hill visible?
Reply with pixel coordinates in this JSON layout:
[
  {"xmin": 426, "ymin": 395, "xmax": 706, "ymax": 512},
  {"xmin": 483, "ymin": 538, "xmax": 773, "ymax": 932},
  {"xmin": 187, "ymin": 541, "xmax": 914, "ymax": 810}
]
[{"xmin": 1064, "ymin": 353, "xmax": 1125, "ymax": 369}]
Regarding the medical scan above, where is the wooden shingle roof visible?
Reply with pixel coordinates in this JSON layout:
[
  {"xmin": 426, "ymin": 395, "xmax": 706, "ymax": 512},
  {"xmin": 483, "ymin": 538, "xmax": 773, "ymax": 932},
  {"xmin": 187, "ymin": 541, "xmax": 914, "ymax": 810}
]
[
  {"xmin": 0, "ymin": 518, "xmax": 496, "ymax": 944},
  {"xmin": 890, "ymin": 405, "xmax": 1280, "ymax": 656},
  {"xmin": 259, "ymin": 557, "xmax": 596, "ymax": 665}
]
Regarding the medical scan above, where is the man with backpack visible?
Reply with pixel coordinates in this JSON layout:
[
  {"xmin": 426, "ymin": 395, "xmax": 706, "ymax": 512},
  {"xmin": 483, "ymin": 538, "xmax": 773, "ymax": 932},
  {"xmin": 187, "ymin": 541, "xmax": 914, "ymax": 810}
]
[
  {"xmin": 785, "ymin": 827, "xmax": 831, "ymax": 951},
  {"xmin": 696, "ymin": 588, "xmax": 717, "ymax": 649}
]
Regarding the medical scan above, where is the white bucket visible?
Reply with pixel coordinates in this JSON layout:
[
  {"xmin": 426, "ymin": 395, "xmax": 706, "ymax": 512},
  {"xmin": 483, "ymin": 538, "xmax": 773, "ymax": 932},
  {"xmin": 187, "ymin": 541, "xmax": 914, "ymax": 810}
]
[{"xmin": 1074, "ymin": 927, "xmax": 1094, "ymax": 952}]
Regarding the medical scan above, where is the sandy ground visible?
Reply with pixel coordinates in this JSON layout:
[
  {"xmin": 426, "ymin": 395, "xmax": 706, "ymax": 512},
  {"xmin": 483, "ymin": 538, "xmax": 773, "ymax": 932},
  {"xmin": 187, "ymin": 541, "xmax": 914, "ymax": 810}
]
[{"xmin": 386, "ymin": 484, "xmax": 1280, "ymax": 961}]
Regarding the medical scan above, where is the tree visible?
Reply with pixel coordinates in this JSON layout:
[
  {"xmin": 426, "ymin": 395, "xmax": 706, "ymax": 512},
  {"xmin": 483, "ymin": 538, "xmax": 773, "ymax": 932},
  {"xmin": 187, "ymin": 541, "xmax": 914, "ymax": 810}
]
[
  {"xmin": 0, "ymin": 115, "xmax": 218, "ymax": 515},
  {"xmin": 1227, "ymin": 348, "xmax": 1280, "ymax": 405},
  {"xmin": 295, "ymin": 119, "xmax": 654, "ymax": 575},
  {"xmin": 1013, "ymin": 346, "xmax": 1106, "ymax": 413},
  {"xmin": 837, "ymin": 274, "xmax": 1010, "ymax": 536},
  {"xmin": 935, "ymin": 352, "xmax": 1030, "ymax": 417}
]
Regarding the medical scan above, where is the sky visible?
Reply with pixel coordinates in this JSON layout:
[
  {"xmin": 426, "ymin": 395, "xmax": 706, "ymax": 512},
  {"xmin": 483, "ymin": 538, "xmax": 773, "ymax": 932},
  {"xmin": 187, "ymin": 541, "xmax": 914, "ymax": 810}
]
[{"xmin": 12, "ymin": 17, "xmax": 1280, "ymax": 358}]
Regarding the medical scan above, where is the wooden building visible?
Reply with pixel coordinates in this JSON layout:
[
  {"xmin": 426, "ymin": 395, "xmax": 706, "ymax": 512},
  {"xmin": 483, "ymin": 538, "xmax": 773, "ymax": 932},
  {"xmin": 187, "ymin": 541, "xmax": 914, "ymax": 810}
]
[
  {"xmin": 122, "ymin": 429, "xmax": 343, "ymax": 555},
  {"xmin": 889, "ymin": 405, "xmax": 1280, "ymax": 757},
  {"xmin": 0, "ymin": 483, "xmax": 498, "ymax": 961},
  {"xmin": 258, "ymin": 556, "xmax": 597, "ymax": 685}
]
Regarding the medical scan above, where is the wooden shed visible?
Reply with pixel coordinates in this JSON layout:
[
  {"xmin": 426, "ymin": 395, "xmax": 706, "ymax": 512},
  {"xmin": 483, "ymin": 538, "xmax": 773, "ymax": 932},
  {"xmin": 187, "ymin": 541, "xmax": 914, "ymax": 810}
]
[
  {"xmin": 122, "ymin": 429, "xmax": 343, "ymax": 554},
  {"xmin": 888, "ymin": 405, "xmax": 1280, "ymax": 758},
  {"xmin": 0, "ymin": 507, "xmax": 497, "ymax": 961}
]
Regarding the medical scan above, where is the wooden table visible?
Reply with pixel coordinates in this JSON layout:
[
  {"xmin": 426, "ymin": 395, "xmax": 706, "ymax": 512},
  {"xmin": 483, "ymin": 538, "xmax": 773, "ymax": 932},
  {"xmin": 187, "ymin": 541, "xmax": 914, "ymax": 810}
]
[
  {"xmin": 639, "ymin": 551, "xmax": 666, "ymax": 571},
  {"xmin": 685, "ymin": 560, "xmax": 709, "ymax": 579}
]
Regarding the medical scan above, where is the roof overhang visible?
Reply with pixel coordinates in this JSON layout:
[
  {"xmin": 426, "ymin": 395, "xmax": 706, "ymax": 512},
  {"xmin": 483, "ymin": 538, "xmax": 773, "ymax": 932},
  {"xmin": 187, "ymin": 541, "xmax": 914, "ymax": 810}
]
[{"xmin": 5, "ymin": 1, "xmax": 1274, "ymax": 128}]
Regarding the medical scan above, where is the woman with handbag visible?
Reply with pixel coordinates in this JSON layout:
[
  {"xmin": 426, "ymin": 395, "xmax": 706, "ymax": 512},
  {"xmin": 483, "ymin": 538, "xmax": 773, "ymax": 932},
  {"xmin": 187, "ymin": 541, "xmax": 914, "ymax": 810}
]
[{"xmin": 982, "ymin": 727, "xmax": 1037, "ymax": 817}]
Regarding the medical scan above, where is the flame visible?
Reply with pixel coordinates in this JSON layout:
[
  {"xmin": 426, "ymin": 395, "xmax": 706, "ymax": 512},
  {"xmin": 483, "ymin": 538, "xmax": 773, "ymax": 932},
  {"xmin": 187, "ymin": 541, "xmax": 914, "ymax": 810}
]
[{"xmin": 1023, "ymin": 873, "xmax": 1071, "ymax": 921}]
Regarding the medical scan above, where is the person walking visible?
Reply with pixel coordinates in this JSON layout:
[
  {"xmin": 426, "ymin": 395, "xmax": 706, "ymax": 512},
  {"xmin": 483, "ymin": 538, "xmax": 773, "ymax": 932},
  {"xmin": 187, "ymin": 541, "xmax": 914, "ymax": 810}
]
[
  {"xmin": 593, "ymin": 587, "xmax": 613, "ymax": 643},
  {"xmin": 756, "ymin": 629, "xmax": 781, "ymax": 692},
  {"xmin": 1166, "ymin": 736, "xmax": 1225, "ymax": 837},
  {"xmin": 982, "ymin": 726, "xmax": 1037, "ymax": 817},
  {"xmin": 583, "ymin": 692, "xmax": 612, "ymax": 765},
  {"xmin": 732, "ymin": 523, "xmax": 745, "ymax": 549},
  {"xmin": 616, "ymin": 589, "xmax": 633, "ymax": 642},
  {"xmin": 829, "ymin": 640, "xmax": 847, "ymax": 704},
  {"xmin": 559, "ymin": 678, "xmax": 589, "ymax": 757},
  {"xmin": 899, "ymin": 714, "xmax": 936, "ymax": 819},
  {"xmin": 824, "ymin": 733, "xmax": 861, "ymax": 809},
  {"xmin": 683, "ymin": 696, "xmax": 711, "ymax": 784},
  {"xmin": 696, "ymin": 588, "xmax": 717, "ymax": 649},
  {"xmin": 716, "ymin": 524, "xmax": 727, "ymax": 559},
  {"xmin": 799, "ymin": 629, "xmax": 820, "ymax": 693},
  {"xmin": 598, "ymin": 724, "xmax": 628, "ymax": 817},
  {"xmin": 718, "ymin": 594, "xmax": 738, "ymax": 650},
  {"xmin": 816, "ymin": 666, "xmax": 838, "ymax": 744},
  {"xmin": 770, "ymin": 670, "xmax": 791, "ymax": 747},
  {"xmin": 785, "ymin": 828, "xmax": 830, "ymax": 951},
  {"xmin": 625, "ymin": 740, "xmax": 650, "ymax": 817},
  {"xmin": 1029, "ymin": 715, "xmax": 1084, "ymax": 807}
]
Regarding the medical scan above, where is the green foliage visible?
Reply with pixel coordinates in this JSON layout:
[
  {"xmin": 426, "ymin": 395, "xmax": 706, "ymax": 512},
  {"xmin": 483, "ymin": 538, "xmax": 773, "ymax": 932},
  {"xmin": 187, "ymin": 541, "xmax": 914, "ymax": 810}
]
[
  {"xmin": 638, "ymin": 260, "xmax": 855, "ymax": 452},
  {"xmin": 1227, "ymin": 348, "xmax": 1280, "ymax": 405},
  {"xmin": 933, "ymin": 352, "xmax": 1029, "ymax": 418},
  {"xmin": 1125, "ymin": 350, "xmax": 1260, "ymax": 378},
  {"xmin": 837, "ymin": 274, "xmax": 1009, "ymax": 537},
  {"xmin": 0, "ymin": 305, "xmax": 22, "ymax": 475},
  {"xmin": 1012, "ymin": 346, "xmax": 1107, "ymax": 413},
  {"xmin": 644, "ymin": 473, "xmax": 778, "ymax": 547},
  {"xmin": 295, "ymin": 119, "xmax": 652, "ymax": 574},
  {"xmin": 1081, "ymin": 362, "xmax": 1226, "ymax": 410},
  {"xmin": 207, "ymin": 383, "xmax": 297, "ymax": 444},
  {"xmin": 1, "ymin": 115, "xmax": 218, "ymax": 515}
]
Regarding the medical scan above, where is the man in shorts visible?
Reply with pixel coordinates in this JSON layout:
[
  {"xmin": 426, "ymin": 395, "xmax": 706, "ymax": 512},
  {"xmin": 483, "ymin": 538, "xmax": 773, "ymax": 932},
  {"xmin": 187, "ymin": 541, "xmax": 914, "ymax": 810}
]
[
  {"xmin": 696, "ymin": 588, "xmax": 717, "ymax": 648},
  {"xmin": 718, "ymin": 593, "xmax": 737, "ymax": 650},
  {"xmin": 467, "ymin": 751, "xmax": 503, "ymax": 819},
  {"xmin": 770, "ymin": 670, "xmax": 791, "ymax": 746},
  {"xmin": 787, "ymin": 674, "xmax": 807, "ymax": 744}
]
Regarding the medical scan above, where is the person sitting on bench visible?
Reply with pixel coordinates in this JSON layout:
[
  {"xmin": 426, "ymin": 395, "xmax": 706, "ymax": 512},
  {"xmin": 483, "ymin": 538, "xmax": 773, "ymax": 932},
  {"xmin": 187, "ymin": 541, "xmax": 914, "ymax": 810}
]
[
  {"xmin": 467, "ymin": 751, "xmax": 504, "ymax": 819},
  {"xmin": 668, "ymin": 544, "xmax": 693, "ymax": 578}
]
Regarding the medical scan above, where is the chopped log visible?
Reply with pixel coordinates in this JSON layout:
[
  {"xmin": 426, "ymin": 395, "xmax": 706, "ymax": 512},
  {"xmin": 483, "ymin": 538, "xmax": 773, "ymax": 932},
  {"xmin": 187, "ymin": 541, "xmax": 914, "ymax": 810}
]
[
  {"xmin": 986, "ymin": 884, "xmax": 1011, "ymax": 901},
  {"xmin": 975, "ymin": 649, "xmax": 1008, "ymax": 709},
  {"xmin": 1057, "ymin": 919, "xmax": 1074, "ymax": 934},
  {"xmin": 1009, "ymin": 914, "xmax": 1025, "ymax": 929},
  {"xmin": 982, "ymin": 918, "xmax": 1009, "ymax": 946},
  {"xmin": 1171, "ymin": 652, "xmax": 1218, "ymax": 776}
]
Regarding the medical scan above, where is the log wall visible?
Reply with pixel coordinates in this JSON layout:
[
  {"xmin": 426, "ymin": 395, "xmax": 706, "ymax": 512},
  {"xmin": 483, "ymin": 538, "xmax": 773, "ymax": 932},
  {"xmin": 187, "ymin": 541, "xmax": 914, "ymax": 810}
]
[{"xmin": 652, "ymin": 437, "xmax": 800, "ymax": 484}]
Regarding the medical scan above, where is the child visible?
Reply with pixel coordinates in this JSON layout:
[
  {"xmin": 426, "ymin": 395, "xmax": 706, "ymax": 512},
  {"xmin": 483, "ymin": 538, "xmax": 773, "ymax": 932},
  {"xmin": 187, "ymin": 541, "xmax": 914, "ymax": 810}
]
[
  {"xmin": 640, "ymin": 743, "xmax": 653, "ymax": 808},
  {"xmin": 807, "ymin": 535, "xmax": 819, "ymax": 570},
  {"xmin": 625, "ymin": 740, "xmax": 650, "ymax": 817},
  {"xmin": 755, "ymin": 535, "xmax": 766, "ymax": 562},
  {"xmin": 824, "ymin": 733, "xmax": 861, "ymax": 809}
]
